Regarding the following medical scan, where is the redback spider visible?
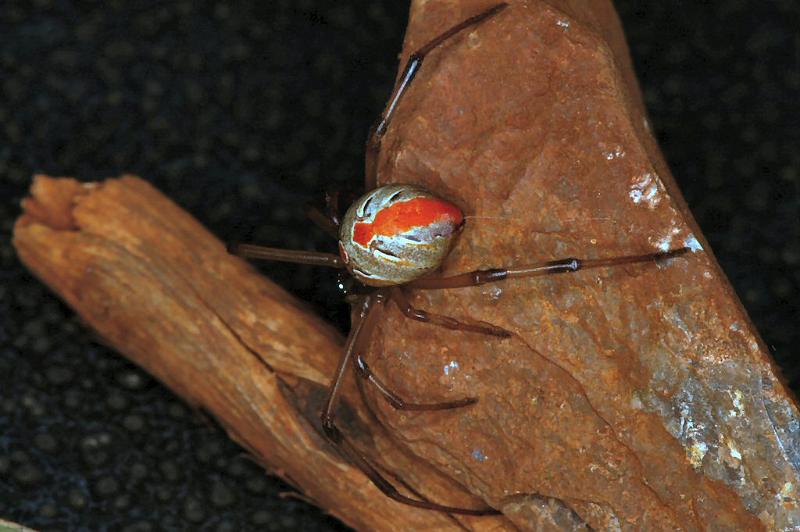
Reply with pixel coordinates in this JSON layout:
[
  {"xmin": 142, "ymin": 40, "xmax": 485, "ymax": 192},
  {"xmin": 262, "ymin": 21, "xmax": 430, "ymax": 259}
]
[{"xmin": 231, "ymin": 2, "xmax": 690, "ymax": 516}]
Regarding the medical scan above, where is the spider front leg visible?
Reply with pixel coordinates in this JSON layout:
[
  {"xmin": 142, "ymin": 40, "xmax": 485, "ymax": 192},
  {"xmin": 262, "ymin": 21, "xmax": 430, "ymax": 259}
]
[
  {"xmin": 229, "ymin": 191, "xmax": 354, "ymax": 263},
  {"xmin": 365, "ymin": 2, "xmax": 508, "ymax": 188},
  {"xmin": 350, "ymin": 289, "xmax": 488, "ymax": 411},
  {"xmin": 408, "ymin": 247, "xmax": 692, "ymax": 290},
  {"xmin": 304, "ymin": 189, "xmax": 362, "ymax": 238},
  {"xmin": 321, "ymin": 292, "xmax": 498, "ymax": 515},
  {"xmin": 353, "ymin": 353, "xmax": 477, "ymax": 411},
  {"xmin": 347, "ymin": 288, "xmax": 509, "ymax": 412},
  {"xmin": 227, "ymin": 243, "xmax": 345, "ymax": 268},
  {"xmin": 391, "ymin": 287, "xmax": 510, "ymax": 338}
]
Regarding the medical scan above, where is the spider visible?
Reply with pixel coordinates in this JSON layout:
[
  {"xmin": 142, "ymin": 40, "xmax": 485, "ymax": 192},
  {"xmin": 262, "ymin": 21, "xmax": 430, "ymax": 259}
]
[{"xmin": 230, "ymin": 2, "xmax": 689, "ymax": 516}]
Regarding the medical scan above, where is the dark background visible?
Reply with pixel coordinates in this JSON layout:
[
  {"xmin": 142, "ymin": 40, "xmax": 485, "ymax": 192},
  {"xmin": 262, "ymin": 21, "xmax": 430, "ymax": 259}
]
[{"xmin": 0, "ymin": 1, "xmax": 797, "ymax": 530}]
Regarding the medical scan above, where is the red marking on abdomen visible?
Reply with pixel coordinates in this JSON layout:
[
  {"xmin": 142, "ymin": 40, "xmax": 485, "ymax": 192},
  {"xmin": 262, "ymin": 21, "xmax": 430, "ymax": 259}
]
[{"xmin": 353, "ymin": 197, "xmax": 463, "ymax": 247}]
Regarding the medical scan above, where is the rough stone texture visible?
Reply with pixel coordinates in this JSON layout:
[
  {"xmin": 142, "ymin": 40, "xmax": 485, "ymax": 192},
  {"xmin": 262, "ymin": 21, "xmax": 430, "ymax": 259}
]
[{"xmin": 360, "ymin": 1, "xmax": 799, "ymax": 529}]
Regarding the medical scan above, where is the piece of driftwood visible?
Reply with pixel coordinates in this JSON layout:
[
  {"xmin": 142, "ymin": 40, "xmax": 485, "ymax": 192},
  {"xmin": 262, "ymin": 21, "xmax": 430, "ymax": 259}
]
[{"xmin": 13, "ymin": 1, "xmax": 800, "ymax": 530}]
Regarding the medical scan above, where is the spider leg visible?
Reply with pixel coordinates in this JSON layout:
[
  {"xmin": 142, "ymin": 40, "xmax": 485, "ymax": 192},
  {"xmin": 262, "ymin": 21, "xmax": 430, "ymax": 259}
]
[
  {"xmin": 365, "ymin": 3, "xmax": 509, "ymax": 189},
  {"xmin": 322, "ymin": 420, "xmax": 499, "ymax": 515},
  {"xmin": 409, "ymin": 247, "xmax": 691, "ymax": 290},
  {"xmin": 227, "ymin": 243, "xmax": 345, "ymax": 268},
  {"xmin": 325, "ymin": 190, "xmax": 361, "ymax": 227},
  {"xmin": 323, "ymin": 189, "xmax": 344, "ymax": 227},
  {"xmin": 321, "ymin": 292, "xmax": 499, "ymax": 515},
  {"xmin": 351, "ymin": 287, "xmax": 506, "ymax": 411},
  {"xmin": 304, "ymin": 205, "xmax": 339, "ymax": 238},
  {"xmin": 392, "ymin": 287, "xmax": 510, "ymax": 337},
  {"xmin": 304, "ymin": 190, "xmax": 362, "ymax": 238},
  {"xmin": 234, "ymin": 190, "xmax": 350, "ymax": 254},
  {"xmin": 353, "ymin": 353, "xmax": 477, "ymax": 411}
]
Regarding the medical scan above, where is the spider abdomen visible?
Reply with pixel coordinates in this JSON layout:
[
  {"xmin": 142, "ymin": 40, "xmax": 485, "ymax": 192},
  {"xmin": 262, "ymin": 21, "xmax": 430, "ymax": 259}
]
[{"xmin": 338, "ymin": 184, "xmax": 464, "ymax": 286}]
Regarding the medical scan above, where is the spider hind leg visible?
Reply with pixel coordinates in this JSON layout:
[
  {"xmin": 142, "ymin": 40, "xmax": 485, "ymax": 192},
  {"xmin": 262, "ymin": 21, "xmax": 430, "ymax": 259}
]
[{"xmin": 321, "ymin": 293, "xmax": 499, "ymax": 515}]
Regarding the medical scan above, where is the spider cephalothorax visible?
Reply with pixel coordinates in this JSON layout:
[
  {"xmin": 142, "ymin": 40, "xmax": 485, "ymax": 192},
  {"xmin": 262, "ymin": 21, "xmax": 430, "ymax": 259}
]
[{"xmin": 338, "ymin": 184, "xmax": 464, "ymax": 286}]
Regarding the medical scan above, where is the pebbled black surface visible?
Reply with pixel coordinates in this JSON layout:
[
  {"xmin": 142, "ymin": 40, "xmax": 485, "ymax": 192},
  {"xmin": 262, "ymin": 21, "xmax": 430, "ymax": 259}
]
[{"xmin": 0, "ymin": 1, "xmax": 797, "ymax": 530}]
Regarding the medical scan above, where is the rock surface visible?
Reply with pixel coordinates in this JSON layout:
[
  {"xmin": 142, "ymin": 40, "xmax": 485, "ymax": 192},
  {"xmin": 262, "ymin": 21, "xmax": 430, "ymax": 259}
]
[{"xmin": 363, "ymin": 0, "xmax": 800, "ymax": 529}]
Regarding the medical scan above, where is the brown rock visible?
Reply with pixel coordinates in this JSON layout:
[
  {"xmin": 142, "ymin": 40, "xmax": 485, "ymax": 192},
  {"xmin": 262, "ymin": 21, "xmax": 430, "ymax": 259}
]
[{"xmin": 364, "ymin": 0, "xmax": 798, "ymax": 529}]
